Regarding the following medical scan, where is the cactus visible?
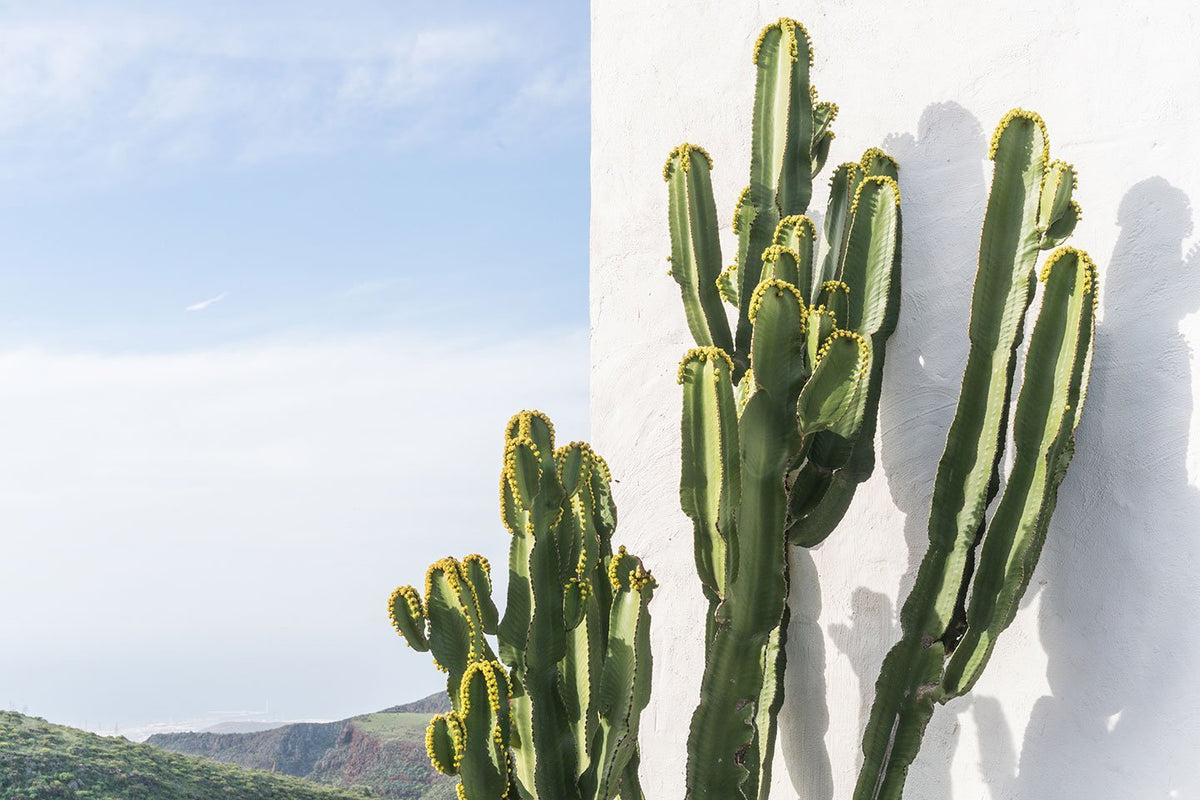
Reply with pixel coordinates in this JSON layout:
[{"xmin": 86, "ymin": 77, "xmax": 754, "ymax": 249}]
[
  {"xmin": 665, "ymin": 18, "xmax": 902, "ymax": 800},
  {"xmin": 389, "ymin": 411, "xmax": 656, "ymax": 800},
  {"xmin": 852, "ymin": 110, "xmax": 1097, "ymax": 800}
]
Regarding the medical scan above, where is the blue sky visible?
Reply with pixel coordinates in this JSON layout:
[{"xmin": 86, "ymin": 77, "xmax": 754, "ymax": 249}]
[{"xmin": 0, "ymin": 0, "xmax": 590, "ymax": 735}]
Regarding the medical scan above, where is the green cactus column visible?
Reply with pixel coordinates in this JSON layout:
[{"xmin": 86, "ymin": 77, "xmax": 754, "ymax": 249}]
[
  {"xmin": 388, "ymin": 411, "xmax": 655, "ymax": 800},
  {"xmin": 665, "ymin": 18, "xmax": 902, "ymax": 800},
  {"xmin": 853, "ymin": 110, "xmax": 1097, "ymax": 800}
]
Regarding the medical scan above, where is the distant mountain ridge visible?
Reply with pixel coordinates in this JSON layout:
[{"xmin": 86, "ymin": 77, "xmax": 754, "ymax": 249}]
[
  {"xmin": 146, "ymin": 693, "xmax": 453, "ymax": 800},
  {"xmin": 0, "ymin": 711, "xmax": 369, "ymax": 799}
]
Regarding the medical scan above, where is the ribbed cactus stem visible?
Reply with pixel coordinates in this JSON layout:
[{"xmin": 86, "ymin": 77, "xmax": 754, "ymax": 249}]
[
  {"xmin": 389, "ymin": 411, "xmax": 653, "ymax": 800},
  {"xmin": 853, "ymin": 111, "xmax": 1097, "ymax": 800},
  {"xmin": 666, "ymin": 19, "xmax": 902, "ymax": 799}
]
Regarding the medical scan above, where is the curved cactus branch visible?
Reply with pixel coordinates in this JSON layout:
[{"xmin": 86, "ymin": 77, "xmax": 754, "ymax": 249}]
[{"xmin": 853, "ymin": 111, "xmax": 1098, "ymax": 800}]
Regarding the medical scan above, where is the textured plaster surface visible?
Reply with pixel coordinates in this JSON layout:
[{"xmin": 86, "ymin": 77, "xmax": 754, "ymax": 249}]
[{"xmin": 590, "ymin": 2, "xmax": 1200, "ymax": 797}]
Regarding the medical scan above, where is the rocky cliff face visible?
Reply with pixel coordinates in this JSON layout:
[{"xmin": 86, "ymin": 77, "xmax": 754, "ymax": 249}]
[{"xmin": 147, "ymin": 693, "xmax": 453, "ymax": 800}]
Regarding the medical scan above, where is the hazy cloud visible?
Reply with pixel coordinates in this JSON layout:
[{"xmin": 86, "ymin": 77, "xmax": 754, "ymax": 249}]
[{"xmin": 0, "ymin": 328, "xmax": 588, "ymax": 727}]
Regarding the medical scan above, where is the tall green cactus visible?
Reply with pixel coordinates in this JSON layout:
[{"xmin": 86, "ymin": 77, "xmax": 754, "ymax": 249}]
[
  {"xmin": 853, "ymin": 110, "xmax": 1097, "ymax": 800},
  {"xmin": 665, "ymin": 18, "xmax": 902, "ymax": 800},
  {"xmin": 389, "ymin": 411, "xmax": 656, "ymax": 800}
]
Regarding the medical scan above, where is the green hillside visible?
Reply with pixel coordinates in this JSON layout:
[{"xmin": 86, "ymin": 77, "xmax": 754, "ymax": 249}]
[
  {"xmin": 146, "ymin": 695, "xmax": 453, "ymax": 800},
  {"xmin": 0, "ymin": 711, "xmax": 372, "ymax": 800}
]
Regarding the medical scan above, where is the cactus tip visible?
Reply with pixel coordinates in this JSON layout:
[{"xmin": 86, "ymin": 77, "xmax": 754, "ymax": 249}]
[
  {"xmin": 677, "ymin": 346, "xmax": 736, "ymax": 384},
  {"xmin": 717, "ymin": 263, "xmax": 739, "ymax": 303},
  {"xmin": 1039, "ymin": 246, "xmax": 1100, "ymax": 309},
  {"xmin": 989, "ymin": 108, "xmax": 1050, "ymax": 163},
  {"xmin": 663, "ymin": 143, "xmax": 714, "ymax": 181},
  {"xmin": 859, "ymin": 147, "xmax": 899, "ymax": 172},
  {"xmin": 849, "ymin": 174, "xmax": 902, "ymax": 215},
  {"xmin": 753, "ymin": 18, "xmax": 813, "ymax": 66},
  {"xmin": 774, "ymin": 214, "xmax": 816, "ymax": 244},
  {"xmin": 748, "ymin": 277, "xmax": 806, "ymax": 323},
  {"xmin": 815, "ymin": 329, "xmax": 870, "ymax": 378}
]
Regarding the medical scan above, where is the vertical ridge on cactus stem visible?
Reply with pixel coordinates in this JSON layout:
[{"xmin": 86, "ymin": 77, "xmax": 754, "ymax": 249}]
[
  {"xmin": 679, "ymin": 348, "xmax": 740, "ymax": 647},
  {"xmin": 666, "ymin": 144, "xmax": 735, "ymax": 355},
  {"xmin": 940, "ymin": 247, "xmax": 1097, "ymax": 697},
  {"xmin": 668, "ymin": 19, "xmax": 902, "ymax": 799},
  {"xmin": 389, "ymin": 411, "xmax": 654, "ymax": 800},
  {"xmin": 854, "ymin": 111, "xmax": 1098, "ymax": 800}
]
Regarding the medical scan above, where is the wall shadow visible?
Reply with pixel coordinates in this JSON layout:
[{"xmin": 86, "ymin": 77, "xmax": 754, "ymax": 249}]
[
  {"xmin": 874, "ymin": 101, "xmax": 996, "ymax": 797},
  {"xmin": 779, "ymin": 548, "xmax": 834, "ymax": 800},
  {"xmin": 781, "ymin": 101, "xmax": 995, "ymax": 799},
  {"xmin": 1013, "ymin": 178, "xmax": 1200, "ymax": 797}
]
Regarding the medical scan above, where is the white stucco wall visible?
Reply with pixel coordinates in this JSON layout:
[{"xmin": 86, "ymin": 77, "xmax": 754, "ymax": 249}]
[{"xmin": 590, "ymin": 2, "xmax": 1200, "ymax": 798}]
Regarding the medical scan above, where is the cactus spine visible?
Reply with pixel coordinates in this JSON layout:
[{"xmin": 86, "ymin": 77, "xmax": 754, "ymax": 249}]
[
  {"xmin": 666, "ymin": 19, "xmax": 901, "ymax": 799},
  {"xmin": 853, "ymin": 111, "xmax": 1097, "ymax": 800},
  {"xmin": 389, "ymin": 411, "xmax": 655, "ymax": 800}
]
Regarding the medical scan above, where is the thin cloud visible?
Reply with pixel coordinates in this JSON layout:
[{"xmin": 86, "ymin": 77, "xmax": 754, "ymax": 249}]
[
  {"xmin": 0, "ymin": 6, "xmax": 586, "ymax": 186},
  {"xmin": 0, "ymin": 328, "xmax": 588, "ymax": 728},
  {"xmin": 185, "ymin": 292, "xmax": 227, "ymax": 312}
]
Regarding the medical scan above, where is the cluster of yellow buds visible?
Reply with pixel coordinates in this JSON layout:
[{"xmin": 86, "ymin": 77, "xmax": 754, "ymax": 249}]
[
  {"xmin": 775, "ymin": 214, "xmax": 816, "ymax": 243},
  {"xmin": 388, "ymin": 585, "xmax": 425, "ymax": 647},
  {"xmin": 748, "ymin": 277, "xmax": 806, "ymax": 323},
  {"xmin": 989, "ymin": 108, "xmax": 1050, "ymax": 164},
  {"xmin": 850, "ymin": 174, "xmax": 902, "ymax": 215},
  {"xmin": 860, "ymin": 147, "xmax": 899, "ymax": 173},
  {"xmin": 717, "ymin": 263, "xmax": 739, "ymax": 304},
  {"xmin": 820, "ymin": 280, "xmax": 850, "ymax": 298},
  {"xmin": 1039, "ymin": 246, "xmax": 1101, "ymax": 312},
  {"xmin": 732, "ymin": 186, "xmax": 753, "ymax": 234},
  {"xmin": 754, "ymin": 17, "xmax": 813, "ymax": 66},
  {"xmin": 677, "ymin": 346, "xmax": 736, "ymax": 384},
  {"xmin": 425, "ymin": 712, "xmax": 465, "ymax": 775},
  {"xmin": 815, "ymin": 329, "xmax": 871, "ymax": 379},
  {"xmin": 662, "ymin": 142, "xmax": 714, "ymax": 181}
]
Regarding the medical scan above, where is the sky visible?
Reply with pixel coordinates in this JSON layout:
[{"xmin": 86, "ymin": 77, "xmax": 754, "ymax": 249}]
[{"xmin": 0, "ymin": 0, "xmax": 590, "ymax": 737}]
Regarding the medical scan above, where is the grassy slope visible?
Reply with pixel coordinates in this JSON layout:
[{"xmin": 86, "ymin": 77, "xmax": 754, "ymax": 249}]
[{"xmin": 0, "ymin": 711, "xmax": 370, "ymax": 800}]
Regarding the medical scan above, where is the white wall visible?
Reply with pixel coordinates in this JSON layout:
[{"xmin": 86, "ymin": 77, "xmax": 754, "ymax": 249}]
[{"xmin": 590, "ymin": 2, "xmax": 1200, "ymax": 798}]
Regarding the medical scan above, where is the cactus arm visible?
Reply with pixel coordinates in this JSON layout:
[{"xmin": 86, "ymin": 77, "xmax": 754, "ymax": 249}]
[
  {"xmin": 774, "ymin": 215, "xmax": 817, "ymax": 299},
  {"xmin": 840, "ymin": 175, "xmax": 901, "ymax": 336},
  {"xmin": 903, "ymin": 109, "xmax": 1051, "ymax": 643},
  {"xmin": 853, "ymin": 110, "xmax": 1057, "ymax": 800},
  {"xmin": 941, "ymin": 248, "xmax": 1097, "ymax": 697},
  {"xmin": 750, "ymin": 604, "xmax": 789, "ymax": 800},
  {"xmin": 751, "ymin": 19, "xmax": 814, "ymax": 217},
  {"xmin": 426, "ymin": 712, "xmax": 464, "ymax": 777},
  {"xmin": 787, "ymin": 471, "xmax": 854, "ymax": 547},
  {"xmin": 388, "ymin": 585, "xmax": 430, "ymax": 651},
  {"xmin": 854, "ymin": 638, "xmax": 945, "ymax": 800},
  {"xmin": 425, "ymin": 559, "xmax": 496, "ymax": 710},
  {"xmin": 685, "ymin": 279, "xmax": 806, "ymax": 798},
  {"xmin": 814, "ymin": 163, "xmax": 862, "ymax": 294},
  {"xmin": 718, "ymin": 263, "xmax": 740, "ymax": 307},
  {"xmin": 679, "ymin": 348, "xmax": 741, "ymax": 628},
  {"xmin": 558, "ymin": 445, "xmax": 610, "ymax": 779},
  {"xmin": 666, "ymin": 144, "xmax": 736, "ymax": 353},
  {"xmin": 523, "ymin": 449, "xmax": 582, "ymax": 800},
  {"xmin": 457, "ymin": 661, "xmax": 515, "ymax": 800},
  {"xmin": 582, "ymin": 550, "xmax": 655, "ymax": 800},
  {"xmin": 463, "ymin": 555, "xmax": 499, "ymax": 636},
  {"xmin": 615, "ymin": 749, "xmax": 646, "ymax": 800},
  {"xmin": 733, "ymin": 186, "xmax": 772, "ymax": 374},
  {"xmin": 796, "ymin": 332, "xmax": 869, "ymax": 437},
  {"xmin": 733, "ymin": 18, "xmax": 814, "ymax": 376}
]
